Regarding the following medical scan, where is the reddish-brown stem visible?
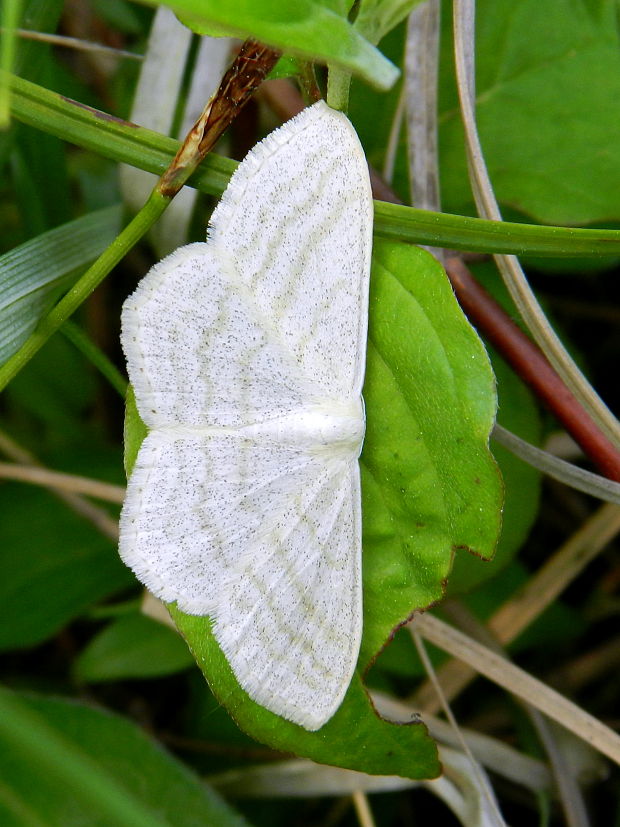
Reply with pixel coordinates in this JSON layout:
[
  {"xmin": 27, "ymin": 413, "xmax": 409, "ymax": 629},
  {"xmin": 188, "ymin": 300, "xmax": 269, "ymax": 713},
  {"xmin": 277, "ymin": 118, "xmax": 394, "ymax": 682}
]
[
  {"xmin": 445, "ymin": 257, "xmax": 620, "ymax": 481},
  {"xmin": 260, "ymin": 80, "xmax": 620, "ymax": 482}
]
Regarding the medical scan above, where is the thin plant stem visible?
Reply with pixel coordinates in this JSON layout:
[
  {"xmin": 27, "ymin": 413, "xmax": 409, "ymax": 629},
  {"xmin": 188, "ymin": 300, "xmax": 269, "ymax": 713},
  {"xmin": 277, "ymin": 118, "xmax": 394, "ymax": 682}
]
[
  {"xmin": 492, "ymin": 424, "xmax": 620, "ymax": 503},
  {"xmin": 0, "ymin": 0, "xmax": 21, "ymax": 126},
  {"xmin": 0, "ymin": 189, "xmax": 169, "ymax": 391},
  {"xmin": 410, "ymin": 612, "xmax": 620, "ymax": 765},
  {"xmin": 351, "ymin": 790, "xmax": 376, "ymax": 827},
  {"xmin": 413, "ymin": 502, "xmax": 620, "ymax": 712},
  {"xmin": 0, "ymin": 28, "xmax": 143, "ymax": 60},
  {"xmin": 411, "ymin": 629, "xmax": 506, "ymax": 826},
  {"xmin": 61, "ymin": 320, "xmax": 128, "ymax": 398},
  {"xmin": 0, "ymin": 462, "xmax": 125, "ymax": 503},
  {"xmin": 326, "ymin": 67, "xmax": 351, "ymax": 111},
  {"xmin": 0, "ymin": 428, "xmax": 119, "ymax": 540}
]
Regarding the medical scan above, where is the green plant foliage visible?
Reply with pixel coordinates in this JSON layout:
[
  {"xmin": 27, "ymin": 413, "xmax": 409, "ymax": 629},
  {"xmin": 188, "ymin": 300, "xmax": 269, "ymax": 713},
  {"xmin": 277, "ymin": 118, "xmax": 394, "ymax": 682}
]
[
  {"xmin": 0, "ymin": 206, "xmax": 122, "ymax": 365},
  {"xmin": 174, "ymin": 610, "xmax": 441, "ymax": 780},
  {"xmin": 0, "ymin": 484, "xmax": 131, "ymax": 650},
  {"xmin": 0, "ymin": 687, "xmax": 250, "ymax": 826},
  {"xmin": 76, "ymin": 613, "xmax": 195, "ymax": 682},
  {"xmin": 354, "ymin": 0, "xmax": 424, "ymax": 45},
  {"xmin": 123, "ymin": 385, "xmax": 147, "ymax": 477},
  {"xmin": 2, "ymin": 0, "xmax": 618, "ymax": 817},
  {"xmin": 125, "ymin": 244, "xmax": 499, "ymax": 777},
  {"xmin": 439, "ymin": 0, "xmax": 620, "ymax": 225},
  {"xmin": 163, "ymin": 0, "xmax": 399, "ymax": 89},
  {"xmin": 360, "ymin": 243, "xmax": 502, "ymax": 657}
]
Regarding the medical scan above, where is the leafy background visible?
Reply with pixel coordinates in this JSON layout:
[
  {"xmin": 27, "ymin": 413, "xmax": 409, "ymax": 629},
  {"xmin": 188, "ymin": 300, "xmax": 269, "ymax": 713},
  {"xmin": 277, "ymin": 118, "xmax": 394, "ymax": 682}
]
[{"xmin": 1, "ymin": 0, "xmax": 619, "ymax": 824}]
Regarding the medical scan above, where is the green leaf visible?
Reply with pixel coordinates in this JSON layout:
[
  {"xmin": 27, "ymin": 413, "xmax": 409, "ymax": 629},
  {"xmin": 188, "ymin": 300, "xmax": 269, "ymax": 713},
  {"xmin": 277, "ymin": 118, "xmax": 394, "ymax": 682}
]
[
  {"xmin": 0, "ymin": 687, "xmax": 250, "ymax": 827},
  {"xmin": 0, "ymin": 483, "xmax": 132, "ymax": 651},
  {"xmin": 123, "ymin": 245, "xmax": 499, "ymax": 777},
  {"xmin": 359, "ymin": 243, "xmax": 502, "ymax": 658},
  {"xmin": 447, "ymin": 261, "xmax": 542, "ymax": 593},
  {"xmin": 0, "ymin": 206, "xmax": 122, "ymax": 366},
  {"xmin": 76, "ymin": 613, "xmax": 195, "ymax": 682},
  {"xmin": 266, "ymin": 55, "xmax": 304, "ymax": 81},
  {"xmin": 439, "ymin": 0, "xmax": 620, "ymax": 225},
  {"xmin": 124, "ymin": 385, "xmax": 147, "ymax": 478},
  {"xmin": 167, "ymin": 0, "xmax": 399, "ymax": 90}
]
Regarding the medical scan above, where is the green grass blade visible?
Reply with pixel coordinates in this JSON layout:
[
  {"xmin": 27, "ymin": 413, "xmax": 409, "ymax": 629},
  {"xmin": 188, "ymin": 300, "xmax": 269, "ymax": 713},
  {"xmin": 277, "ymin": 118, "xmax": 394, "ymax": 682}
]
[
  {"xmin": 0, "ymin": 206, "xmax": 122, "ymax": 365},
  {"xmin": 0, "ymin": 0, "xmax": 22, "ymax": 127}
]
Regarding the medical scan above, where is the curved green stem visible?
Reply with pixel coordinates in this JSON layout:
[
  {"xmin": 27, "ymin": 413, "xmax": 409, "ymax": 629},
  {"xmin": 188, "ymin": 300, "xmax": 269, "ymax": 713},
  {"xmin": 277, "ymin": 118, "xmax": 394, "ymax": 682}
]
[
  {"xmin": 8, "ymin": 72, "xmax": 620, "ymax": 258},
  {"xmin": 0, "ymin": 190, "xmax": 169, "ymax": 391}
]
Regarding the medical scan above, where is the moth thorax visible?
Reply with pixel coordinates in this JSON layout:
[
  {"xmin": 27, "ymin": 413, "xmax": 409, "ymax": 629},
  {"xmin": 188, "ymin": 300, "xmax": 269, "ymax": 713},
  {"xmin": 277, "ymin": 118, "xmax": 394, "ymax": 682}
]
[{"xmin": 254, "ymin": 402, "xmax": 365, "ymax": 456}]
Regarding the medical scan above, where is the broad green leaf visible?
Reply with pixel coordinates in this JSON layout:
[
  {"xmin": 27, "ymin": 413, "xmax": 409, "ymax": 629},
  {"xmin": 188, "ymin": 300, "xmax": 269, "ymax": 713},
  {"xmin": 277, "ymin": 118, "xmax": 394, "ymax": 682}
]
[
  {"xmin": 439, "ymin": 0, "xmax": 620, "ymax": 225},
  {"xmin": 76, "ymin": 613, "xmax": 195, "ymax": 682},
  {"xmin": 0, "ymin": 687, "xmax": 250, "ymax": 827},
  {"xmin": 359, "ymin": 243, "xmax": 501, "ymax": 659},
  {"xmin": 0, "ymin": 482, "xmax": 131, "ymax": 651},
  {"xmin": 164, "ymin": 0, "xmax": 399, "ymax": 89},
  {"xmin": 124, "ymin": 245, "xmax": 499, "ymax": 777},
  {"xmin": 267, "ymin": 55, "xmax": 304, "ymax": 81},
  {"xmin": 0, "ymin": 206, "xmax": 122, "ymax": 366}
]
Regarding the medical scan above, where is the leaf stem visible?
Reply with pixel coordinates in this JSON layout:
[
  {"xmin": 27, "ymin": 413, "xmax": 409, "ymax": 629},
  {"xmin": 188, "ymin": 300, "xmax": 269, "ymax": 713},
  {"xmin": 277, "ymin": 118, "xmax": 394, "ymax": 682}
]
[
  {"xmin": 326, "ymin": 66, "xmax": 351, "ymax": 111},
  {"xmin": 446, "ymin": 256, "xmax": 620, "ymax": 481},
  {"xmin": 0, "ymin": 462, "xmax": 125, "ymax": 503}
]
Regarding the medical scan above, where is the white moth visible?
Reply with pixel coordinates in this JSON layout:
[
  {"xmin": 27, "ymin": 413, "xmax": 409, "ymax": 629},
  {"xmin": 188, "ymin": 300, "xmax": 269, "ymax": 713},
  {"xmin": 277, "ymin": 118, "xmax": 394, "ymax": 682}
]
[{"xmin": 119, "ymin": 100, "xmax": 373, "ymax": 731}]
